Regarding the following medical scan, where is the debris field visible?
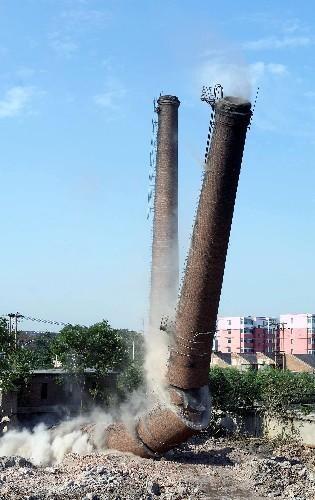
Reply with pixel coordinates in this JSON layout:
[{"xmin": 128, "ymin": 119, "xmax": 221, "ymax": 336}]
[{"xmin": 0, "ymin": 432, "xmax": 314, "ymax": 499}]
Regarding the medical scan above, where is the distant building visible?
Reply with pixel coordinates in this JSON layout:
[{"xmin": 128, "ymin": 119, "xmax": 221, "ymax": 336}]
[
  {"xmin": 280, "ymin": 313, "xmax": 315, "ymax": 355},
  {"xmin": 211, "ymin": 352, "xmax": 276, "ymax": 371},
  {"xmin": 284, "ymin": 353, "xmax": 315, "ymax": 373},
  {"xmin": 1, "ymin": 369, "xmax": 118, "ymax": 429},
  {"xmin": 211, "ymin": 352, "xmax": 315, "ymax": 373},
  {"xmin": 216, "ymin": 316, "xmax": 279, "ymax": 354}
]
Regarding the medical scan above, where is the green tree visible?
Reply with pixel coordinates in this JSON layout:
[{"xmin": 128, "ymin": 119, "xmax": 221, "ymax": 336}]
[
  {"xmin": 256, "ymin": 368, "xmax": 315, "ymax": 417},
  {"xmin": 51, "ymin": 320, "xmax": 133, "ymax": 405},
  {"xmin": 0, "ymin": 318, "xmax": 33, "ymax": 393},
  {"xmin": 29, "ymin": 333, "xmax": 55, "ymax": 369},
  {"xmin": 209, "ymin": 366, "xmax": 260, "ymax": 416},
  {"xmin": 209, "ymin": 367, "xmax": 315, "ymax": 420},
  {"xmin": 52, "ymin": 320, "xmax": 128, "ymax": 375},
  {"xmin": 116, "ymin": 361, "xmax": 144, "ymax": 399},
  {"xmin": 116, "ymin": 329, "xmax": 145, "ymax": 365}
]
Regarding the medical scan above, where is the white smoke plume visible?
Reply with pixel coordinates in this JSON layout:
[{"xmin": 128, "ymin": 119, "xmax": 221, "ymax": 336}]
[
  {"xmin": 197, "ymin": 39, "xmax": 255, "ymax": 100},
  {"xmin": 146, "ymin": 214, "xmax": 179, "ymax": 404},
  {"xmin": 200, "ymin": 59, "xmax": 252, "ymax": 100},
  {"xmin": 145, "ymin": 263, "xmax": 178, "ymax": 407},
  {"xmin": 143, "ymin": 327, "xmax": 171, "ymax": 406},
  {"xmin": 0, "ymin": 383, "xmax": 171, "ymax": 466},
  {"xmin": 0, "ymin": 409, "xmax": 113, "ymax": 466},
  {"xmin": 0, "ymin": 321, "xmax": 174, "ymax": 466},
  {"xmin": 0, "ymin": 78, "xmax": 180, "ymax": 468},
  {"xmin": 0, "ymin": 241, "xmax": 179, "ymax": 467}
]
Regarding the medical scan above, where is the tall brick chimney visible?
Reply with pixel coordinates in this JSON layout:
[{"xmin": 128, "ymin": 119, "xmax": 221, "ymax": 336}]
[
  {"xmin": 168, "ymin": 96, "xmax": 252, "ymax": 390},
  {"xmin": 103, "ymin": 96, "xmax": 251, "ymax": 457},
  {"xmin": 149, "ymin": 95, "xmax": 180, "ymax": 329}
]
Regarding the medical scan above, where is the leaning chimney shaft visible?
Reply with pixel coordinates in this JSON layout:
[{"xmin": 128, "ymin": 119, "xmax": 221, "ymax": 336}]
[{"xmin": 168, "ymin": 96, "xmax": 252, "ymax": 389}]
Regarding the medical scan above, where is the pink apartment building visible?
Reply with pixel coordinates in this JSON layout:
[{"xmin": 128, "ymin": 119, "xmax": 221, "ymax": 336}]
[
  {"xmin": 215, "ymin": 316, "xmax": 279, "ymax": 354},
  {"xmin": 279, "ymin": 314, "xmax": 315, "ymax": 355}
]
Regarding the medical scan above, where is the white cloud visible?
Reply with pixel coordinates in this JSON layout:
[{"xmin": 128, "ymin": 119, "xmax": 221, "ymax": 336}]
[
  {"xmin": 0, "ymin": 46, "xmax": 8, "ymax": 57},
  {"xmin": 93, "ymin": 79, "xmax": 126, "ymax": 111},
  {"xmin": 0, "ymin": 86, "xmax": 35, "ymax": 118},
  {"xmin": 238, "ymin": 14, "xmax": 307, "ymax": 35},
  {"xmin": 199, "ymin": 60, "xmax": 252, "ymax": 100},
  {"xmin": 250, "ymin": 62, "xmax": 288, "ymax": 85},
  {"xmin": 61, "ymin": 9, "xmax": 111, "ymax": 29},
  {"xmin": 267, "ymin": 63, "xmax": 288, "ymax": 75},
  {"xmin": 282, "ymin": 18, "xmax": 303, "ymax": 34},
  {"xmin": 304, "ymin": 91, "xmax": 315, "ymax": 98},
  {"xmin": 198, "ymin": 59, "xmax": 288, "ymax": 101},
  {"xmin": 244, "ymin": 36, "xmax": 312, "ymax": 51},
  {"xmin": 16, "ymin": 67, "xmax": 35, "ymax": 79},
  {"xmin": 48, "ymin": 32, "xmax": 78, "ymax": 56}
]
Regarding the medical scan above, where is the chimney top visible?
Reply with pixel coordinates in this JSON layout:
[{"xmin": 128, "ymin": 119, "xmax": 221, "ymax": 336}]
[
  {"xmin": 157, "ymin": 95, "xmax": 180, "ymax": 107},
  {"xmin": 215, "ymin": 96, "xmax": 251, "ymax": 116}
]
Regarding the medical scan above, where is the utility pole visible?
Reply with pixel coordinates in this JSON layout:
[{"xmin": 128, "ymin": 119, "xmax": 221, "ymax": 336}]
[
  {"xmin": 7, "ymin": 312, "xmax": 23, "ymax": 348},
  {"xmin": 8, "ymin": 313, "xmax": 15, "ymax": 348},
  {"xmin": 279, "ymin": 322, "xmax": 287, "ymax": 371},
  {"xmin": 8, "ymin": 313, "xmax": 14, "ymax": 336},
  {"xmin": 269, "ymin": 319, "xmax": 286, "ymax": 370},
  {"xmin": 280, "ymin": 322, "xmax": 286, "ymax": 354},
  {"xmin": 275, "ymin": 321, "xmax": 287, "ymax": 371}
]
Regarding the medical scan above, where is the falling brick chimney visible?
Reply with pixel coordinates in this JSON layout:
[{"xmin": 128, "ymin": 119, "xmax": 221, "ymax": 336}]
[
  {"xmin": 149, "ymin": 95, "xmax": 180, "ymax": 329},
  {"xmin": 168, "ymin": 96, "xmax": 252, "ymax": 390},
  {"xmin": 103, "ymin": 96, "xmax": 251, "ymax": 457}
]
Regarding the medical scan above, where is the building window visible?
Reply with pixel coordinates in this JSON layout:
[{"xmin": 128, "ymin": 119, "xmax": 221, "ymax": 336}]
[
  {"xmin": 227, "ymin": 339, "xmax": 231, "ymax": 343},
  {"xmin": 40, "ymin": 383, "xmax": 48, "ymax": 400},
  {"xmin": 227, "ymin": 347, "xmax": 231, "ymax": 352},
  {"xmin": 308, "ymin": 317, "xmax": 312, "ymax": 323},
  {"xmin": 228, "ymin": 320, "xmax": 231, "ymax": 326},
  {"xmin": 227, "ymin": 329, "xmax": 231, "ymax": 334},
  {"xmin": 245, "ymin": 328, "xmax": 253, "ymax": 334},
  {"xmin": 240, "ymin": 329, "xmax": 243, "ymax": 333}
]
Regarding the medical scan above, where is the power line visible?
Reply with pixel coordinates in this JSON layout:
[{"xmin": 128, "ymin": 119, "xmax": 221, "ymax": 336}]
[
  {"xmin": 21, "ymin": 314, "xmax": 68, "ymax": 327},
  {"xmin": 1, "ymin": 312, "xmax": 69, "ymax": 328}
]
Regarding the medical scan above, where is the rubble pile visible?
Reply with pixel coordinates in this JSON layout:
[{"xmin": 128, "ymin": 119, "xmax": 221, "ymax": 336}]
[
  {"xmin": 241, "ymin": 455, "xmax": 315, "ymax": 499},
  {"xmin": 0, "ymin": 433, "xmax": 314, "ymax": 499}
]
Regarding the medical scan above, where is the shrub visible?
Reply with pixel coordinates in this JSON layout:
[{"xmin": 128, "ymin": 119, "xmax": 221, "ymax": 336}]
[{"xmin": 209, "ymin": 367, "xmax": 315, "ymax": 419}]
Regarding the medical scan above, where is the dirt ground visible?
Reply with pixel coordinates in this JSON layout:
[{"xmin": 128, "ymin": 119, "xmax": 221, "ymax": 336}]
[{"xmin": 0, "ymin": 431, "xmax": 314, "ymax": 499}]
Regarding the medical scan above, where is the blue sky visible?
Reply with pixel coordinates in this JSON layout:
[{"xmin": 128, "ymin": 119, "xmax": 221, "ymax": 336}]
[{"xmin": 0, "ymin": 0, "xmax": 315, "ymax": 331}]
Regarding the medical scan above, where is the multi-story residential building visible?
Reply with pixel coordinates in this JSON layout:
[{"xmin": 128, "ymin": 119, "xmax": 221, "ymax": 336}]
[
  {"xmin": 215, "ymin": 316, "xmax": 279, "ymax": 354},
  {"xmin": 279, "ymin": 313, "xmax": 315, "ymax": 355}
]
